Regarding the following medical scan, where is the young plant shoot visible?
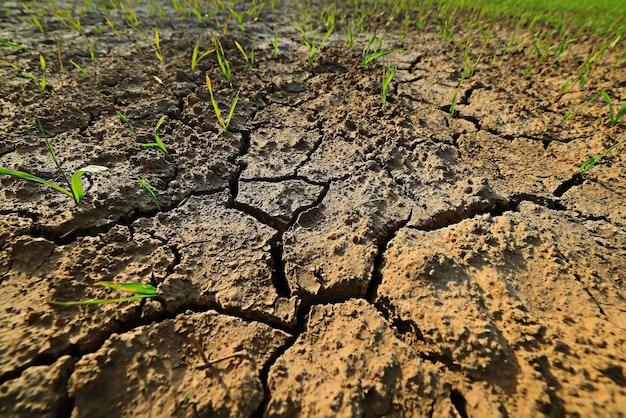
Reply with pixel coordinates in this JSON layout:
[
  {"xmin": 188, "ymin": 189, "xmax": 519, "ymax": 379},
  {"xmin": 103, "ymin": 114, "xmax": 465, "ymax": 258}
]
[
  {"xmin": 138, "ymin": 116, "xmax": 168, "ymax": 154},
  {"xmin": 137, "ymin": 176, "xmax": 162, "ymax": 211},
  {"xmin": 191, "ymin": 34, "xmax": 215, "ymax": 70},
  {"xmin": 49, "ymin": 281, "xmax": 157, "ymax": 306},
  {"xmin": 206, "ymin": 75, "xmax": 241, "ymax": 130},
  {"xmin": 0, "ymin": 118, "xmax": 107, "ymax": 204},
  {"xmin": 382, "ymin": 64, "xmax": 396, "ymax": 104}
]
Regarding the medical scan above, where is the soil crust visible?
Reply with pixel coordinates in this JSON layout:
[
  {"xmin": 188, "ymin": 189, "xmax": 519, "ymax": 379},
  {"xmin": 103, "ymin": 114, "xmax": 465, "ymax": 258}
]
[{"xmin": 1, "ymin": 1, "xmax": 625, "ymax": 416}]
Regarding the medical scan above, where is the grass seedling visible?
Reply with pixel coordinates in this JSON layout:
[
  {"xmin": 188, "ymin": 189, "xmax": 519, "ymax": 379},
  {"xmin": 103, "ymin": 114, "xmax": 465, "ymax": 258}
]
[
  {"xmin": 137, "ymin": 176, "xmax": 162, "ymax": 211},
  {"xmin": 229, "ymin": 6, "xmax": 245, "ymax": 31},
  {"xmin": 38, "ymin": 55, "xmax": 47, "ymax": 91},
  {"xmin": 273, "ymin": 33, "xmax": 279, "ymax": 57},
  {"xmin": 564, "ymin": 93, "xmax": 600, "ymax": 121},
  {"xmin": 580, "ymin": 136, "xmax": 626, "ymax": 176},
  {"xmin": 296, "ymin": 22, "xmax": 334, "ymax": 64},
  {"xmin": 0, "ymin": 59, "xmax": 36, "ymax": 86},
  {"xmin": 116, "ymin": 111, "xmax": 135, "ymax": 131},
  {"xmin": 69, "ymin": 59, "xmax": 90, "ymax": 77},
  {"xmin": 153, "ymin": 75, "xmax": 166, "ymax": 87},
  {"xmin": 128, "ymin": 23, "xmax": 163, "ymax": 65},
  {"xmin": 191, "ymin": 34, "xmax": 214, "ymax": 71},
  {"xmin": 153, "ymin": 28, "xmax": 164, "ymax": 65},
  {"xmin": 461, "ymin": 42, "xmax": 482, "ymax": 79},
  {"xmin": 0, "ymin": 118, "xmax": 108, "ymax": 204},
  {"xmin": 49, "ymin": 282, "xmax": 157, "ymax": 306},
  {"xmin": 104, "ymin": 16, "xmax": 121, "ymax": 38},
  {"xmin": 362, "ymin": 32, "xmax": 394, "ymax": 65},
  {"xmin": 346, "ymin": 19, "xmax": 355, "ymax": 47},
  {"xmin": 381, "ymin": 64, "xmax": 396, "ymax": 104},
  {"xmin": 206, "ymin": 75, "xmax": 241, "ymax": 130},
  {"xmin": 234, "ymin": 40, "xmax": 254, "ymax": 69},
  {"xmin": 0, "ymin": 39, "xmax": 23, "ymax": 50},
  {"xmin": 212, "ymin": 36, "xmax": 232, "ymax": 81},
  {"xmin": 601, "ymin": 91, "xmax": 626, "ymax": 126},
  {"xmin": 138, "ymin": 116, "xmax": 168, "ymax": 154}
]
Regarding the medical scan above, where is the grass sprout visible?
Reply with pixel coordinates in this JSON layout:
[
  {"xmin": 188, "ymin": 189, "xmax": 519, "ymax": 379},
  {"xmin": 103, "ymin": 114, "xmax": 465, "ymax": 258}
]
[
  {"xmin": 137, "ymin": 176, "xmax": 162, "ymax": 211},
  {"xmin": 362, "ymin": 32, "xmax": 394, "ymax": 65},
  {"xmin": 212, "ymin": 36, "xmax": 232, "ymax": 81},
  {"xmin": 273, "ymin": 33, "xmax": 279, "ymax": 57},
  {"xmin": 69, "ymin": 59, "xmax": 90, "ymax": 77},
  {"xmin": 116, "ymin": 111, "xmax": 135, "ymax": 131},
  {"xmin": 234, "ymin": 40, "xmax": 254, "ymax": 69},
  {"xmin": 580, "ymin": 137, "xmax": 626, "ymax": 176},
  {"xmin": 0, "ymin": 39, "xmax": 23, "ymax": 50},
  {"xmin": 191, "ymin": 34, "xmax": 214, "ymax": 71},
  {"xmin": 153, "ymin": 28, "xmax": 164, "ymax": 64},
  {"xmin": 206, "ymin": 75, "xmax": 241, "ymax": 130},
  {"xmin": 346, "ymin": 19, "xmax": 355, "ymax": 47},
  {"xmin": 138, "ymin": 116, "xmax": 168, "ymax": 154},
  {"xmin": 38, "ymin": 55, "xmax": 47, "ymax": 91},
  {"xmin": 381, "ymin": 64, "xmax": 396, "ymax": 104},
  {"xmin": 601, "ymin": 91, "xmax": 626, "ymax": 126},
  {"xmin": 564, "ymin": 93, "xmax": 600, "ymax": 120},
  {"xmin": 461, "ymin": 42, "xmax": 482, "ymax": 79},
  {"xmin": 0, "ymin": 118, "xmax": 108, "ymax": 204},
  {"xmin": 229, "ymin": 6, "xmax": 245, "ymax": 31},
  {"xmin": 296, "ymin": 22, "xmax": 334, "ymax": 64},
  {"xmin": 49, "ymin": 281, "xmax": 157, "ymax": 306}
]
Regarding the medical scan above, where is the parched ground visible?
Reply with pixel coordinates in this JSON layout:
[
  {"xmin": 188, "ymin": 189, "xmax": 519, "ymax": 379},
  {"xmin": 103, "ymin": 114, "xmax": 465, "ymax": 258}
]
[{"xmin": 1, "ymin": 1, "xmax": 625, "ymax": 416}]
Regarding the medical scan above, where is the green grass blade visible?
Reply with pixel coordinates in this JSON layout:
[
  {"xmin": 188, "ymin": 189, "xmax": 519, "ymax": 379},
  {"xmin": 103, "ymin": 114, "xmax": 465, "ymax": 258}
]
[
  {"xmin": 116, "ymin": 111, "xmax": 135, "ymax": 131},
  {"xmin": 154, "ymin": 115, "xmax": 167, "ymax": 153},
  {"xmin": 0, "ymin": 167, "xmax": 73, "ymax": 198},
  {"xmin": 0, "ymin": 39, "xmax": 23, "ymax": 50},
  {"xmin": 580, "ymin": 136, "xmax": 626, "ymax": 176},
  {"xmin": 191, "ymin": 34, "xmax": 202, "ymax": 70},
  {"xmin": 70, "ymin": 165, "xmax": 108, "ymax": 204},
  {"xmin": 94, "ymin": 281, "xmax": 157, "ymax": 295},
  {"xmin": 206, "ymin": 75, "xmax": 225, "ymax": 129},
  {"xmin": 137, "ymin": 176, "xmax": 162, "ymax": 211},
  {"xmin": 69, "ymin": 59, "xmax": 90, "ymax": 76},
  {"xmin": 225, "ymin": 86, "xmax": 242, "ymax": 129},
  {"xmin": 616, "ymin": 101, "xmax": 626, "ymax": 124}
]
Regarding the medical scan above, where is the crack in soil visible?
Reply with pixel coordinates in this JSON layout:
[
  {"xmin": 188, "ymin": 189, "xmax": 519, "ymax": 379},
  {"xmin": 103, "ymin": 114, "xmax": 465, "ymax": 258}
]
[
  {"xmin": 449, "ymin": 389, "xmax": 469, "ymax": 418},
  {"xmin": 366, "ymin": 208, "xmax": 412, "ymax": 301}
]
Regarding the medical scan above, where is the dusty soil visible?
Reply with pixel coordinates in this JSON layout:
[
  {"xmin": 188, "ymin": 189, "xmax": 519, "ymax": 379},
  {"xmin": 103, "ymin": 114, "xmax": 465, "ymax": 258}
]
[{"xmin": 1, "ymin": 1, "xmax": 626, "ymax": 416}]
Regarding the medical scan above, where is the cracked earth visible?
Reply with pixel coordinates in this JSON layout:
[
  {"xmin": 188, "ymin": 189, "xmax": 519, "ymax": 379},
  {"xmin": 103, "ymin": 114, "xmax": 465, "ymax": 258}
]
[{"xmin": 1, "ymin": 1, "xmax": 626, "ymax": 417}]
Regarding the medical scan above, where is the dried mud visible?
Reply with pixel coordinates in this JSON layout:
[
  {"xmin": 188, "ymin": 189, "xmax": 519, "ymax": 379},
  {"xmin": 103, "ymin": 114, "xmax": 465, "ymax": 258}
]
[{"xmin": 1, "ymin": 1, "xmax": 625, "ymax": 417}]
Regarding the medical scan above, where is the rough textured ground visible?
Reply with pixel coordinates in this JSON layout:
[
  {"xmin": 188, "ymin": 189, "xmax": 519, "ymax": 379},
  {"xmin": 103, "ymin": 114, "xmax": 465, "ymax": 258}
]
[{"xmin": 1, "ymin": 1, "xmax": 625, "ymax": 416}]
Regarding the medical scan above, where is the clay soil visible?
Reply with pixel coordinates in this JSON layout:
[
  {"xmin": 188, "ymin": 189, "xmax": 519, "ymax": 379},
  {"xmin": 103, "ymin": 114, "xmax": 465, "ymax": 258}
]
[{"xmin": 1, "ymin": 1, "xmax": 626, "ymax": 416}]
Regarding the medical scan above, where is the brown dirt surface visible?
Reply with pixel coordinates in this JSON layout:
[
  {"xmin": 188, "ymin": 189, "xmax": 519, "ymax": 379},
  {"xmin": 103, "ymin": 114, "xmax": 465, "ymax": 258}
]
[{"xmin": 1, "ymin": 0, "xmax": 625, "ymax": 416}]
